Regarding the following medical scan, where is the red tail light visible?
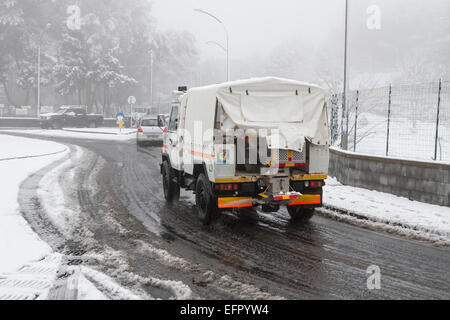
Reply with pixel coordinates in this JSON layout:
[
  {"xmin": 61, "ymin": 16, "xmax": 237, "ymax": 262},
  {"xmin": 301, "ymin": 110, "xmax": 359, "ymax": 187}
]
[
  {"xmin": 215, "ymin": 184, "xmax": 239, "ymax": 191},
  {"xmin": 138, "ymin": 126, "xmax": 143, "ymax": 132},
  {"xmin": 163, "ymin": 126, "xmax": 168, "ymax": 132}
]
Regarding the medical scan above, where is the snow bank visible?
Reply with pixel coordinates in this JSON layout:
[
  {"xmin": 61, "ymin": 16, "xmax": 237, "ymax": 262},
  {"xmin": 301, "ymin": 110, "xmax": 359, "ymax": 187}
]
[
  {"xmin": 37, "ymin": 146, "xmax": 86, "ymax": 238},
  {"xmin": 0, "ymin": 134, "xmax": 69, "ymax": 275},
  {"xmin": 322, "ymin": 177, "xmax": 450, "ymax": 245}
]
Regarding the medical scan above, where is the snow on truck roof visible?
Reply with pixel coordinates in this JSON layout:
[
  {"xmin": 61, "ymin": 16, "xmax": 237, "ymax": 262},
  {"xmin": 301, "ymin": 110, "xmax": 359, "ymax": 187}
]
[{"xmin": 187, "ymin": 77, "xmax": 327, "ymax": 96}]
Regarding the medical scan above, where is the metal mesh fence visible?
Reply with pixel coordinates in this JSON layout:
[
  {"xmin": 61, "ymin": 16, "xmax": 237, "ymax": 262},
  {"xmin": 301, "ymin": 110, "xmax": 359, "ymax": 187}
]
[{"xmin": 328, "ymin": 80, "xmax": 450, "ymax": 163}]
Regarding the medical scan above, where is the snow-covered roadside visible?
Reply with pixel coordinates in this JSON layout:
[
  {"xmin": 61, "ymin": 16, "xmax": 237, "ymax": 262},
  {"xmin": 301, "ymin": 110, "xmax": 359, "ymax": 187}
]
[
  {"xmin": 0, "ymin": 134, "xmax": 141, "ymax": 300},
  {"xmin": 0, "ymin": 134, "xmax": 69, "ymax": 299},
  {"xmin": 0, "ymin": 134, "xmax": 69, "ymax": 274},
  {"xmin": 321, "ymin": 177, "xmax": 450, "ymax": 246},
  {"xmin": 0, "ymin": 128, "xmax": 136, "ymax": 142}
]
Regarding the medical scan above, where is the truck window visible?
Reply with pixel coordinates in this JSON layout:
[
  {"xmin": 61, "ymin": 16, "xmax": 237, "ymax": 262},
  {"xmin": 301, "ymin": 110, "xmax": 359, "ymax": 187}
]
[{"xmin": 168, "ymin": 105, "xmax": 179, "ymax": 131}]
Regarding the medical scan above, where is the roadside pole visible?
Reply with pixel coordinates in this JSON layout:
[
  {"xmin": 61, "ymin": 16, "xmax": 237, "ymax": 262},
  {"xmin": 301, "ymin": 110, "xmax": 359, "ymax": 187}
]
[
  {"xmin": 386, "ymin": 84, "xmax": 392, "ymax": 157},
  {"xmin": 434, "ymin": 79, "xmax": 442, "ymax": 161},
  {"xmin": 341, "ymin": 0, "xmax": 349, "ymax": 150},
  {"xmin": 37, "ymin": 43, "xmax": 41, "ymax": 119},
  {"xmin": 127, "ymin": 96, "xmax": 136, "ymax": 128},
  {"xmin": 354, "ymin": 90, "xmax": 359, "ymax": 152},
  {"xmin": 150, "ymin": 49, "xmax": 153, "ymax": 113}
]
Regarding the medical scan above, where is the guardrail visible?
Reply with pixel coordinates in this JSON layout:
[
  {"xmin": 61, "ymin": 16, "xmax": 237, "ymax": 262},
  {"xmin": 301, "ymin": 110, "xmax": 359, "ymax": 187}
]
[{"xmin": 329, "ymin": 147, "xmax": 450, "ymax": 207}]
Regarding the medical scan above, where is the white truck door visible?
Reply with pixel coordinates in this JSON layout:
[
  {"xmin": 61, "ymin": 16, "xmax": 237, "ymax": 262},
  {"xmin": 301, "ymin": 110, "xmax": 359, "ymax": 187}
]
[{"xmin": 165, "ymin": 105, "xmax": 182, "ymax": 171}]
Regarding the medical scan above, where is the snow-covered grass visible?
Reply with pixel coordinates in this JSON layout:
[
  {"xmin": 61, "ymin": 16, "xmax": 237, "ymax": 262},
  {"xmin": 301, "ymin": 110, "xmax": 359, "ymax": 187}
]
[
  {"xmin": 350, "ymin": 113, "xmax": 450, "ymax": 162},
  {"xmin": 0, "ymin": 128, "xmax": 136, "ymax": 141},
  {"xmin": 322, "ymin": 177, "xmax": 450, "ymax": 245},
  {"xmin": 0, "ymin": 134, "xmax": 69, "ymax": 275}
]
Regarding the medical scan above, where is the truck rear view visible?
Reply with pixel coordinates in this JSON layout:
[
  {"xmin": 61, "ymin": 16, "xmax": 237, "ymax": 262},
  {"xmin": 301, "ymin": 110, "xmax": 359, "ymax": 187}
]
[{"xmin": 161, "ymin": 77, "xmax": 330, "ymax": 224}]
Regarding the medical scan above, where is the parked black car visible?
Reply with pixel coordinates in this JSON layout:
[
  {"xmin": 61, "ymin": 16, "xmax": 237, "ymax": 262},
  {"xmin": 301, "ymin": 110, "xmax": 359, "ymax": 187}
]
[{"xmin": 40, "ymin": 107, "xmax": 104, "ymax": 129}]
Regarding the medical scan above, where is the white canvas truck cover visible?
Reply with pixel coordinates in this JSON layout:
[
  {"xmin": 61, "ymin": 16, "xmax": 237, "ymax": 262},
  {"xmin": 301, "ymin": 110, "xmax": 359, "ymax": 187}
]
[{"xmin": 184, "ymin": 77, "xmax": 330, "ymax": 152}]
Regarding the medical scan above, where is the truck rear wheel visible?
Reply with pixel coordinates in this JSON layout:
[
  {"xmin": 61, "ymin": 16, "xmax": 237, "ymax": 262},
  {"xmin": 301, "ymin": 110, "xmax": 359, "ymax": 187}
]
[
  {"xmin": 162, "ymin": 161, "xmax": 180, "ymax": 203},
  {"xmin": 88, "ymin": 121, "xmax": 97, "ymax": 128},
  {"xmin": 195, "ymin": 173, "xmax": 217, "ymax": 225},
  {"xmin": 286, "ymin": 206, "xmax": 315, "ymax": 221}
]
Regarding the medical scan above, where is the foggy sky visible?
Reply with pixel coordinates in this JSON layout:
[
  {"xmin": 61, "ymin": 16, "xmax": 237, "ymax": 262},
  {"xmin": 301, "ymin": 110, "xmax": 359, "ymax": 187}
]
[{"xmin": 153, "ymin": 0, "xmax": 343, "ymax": 60}]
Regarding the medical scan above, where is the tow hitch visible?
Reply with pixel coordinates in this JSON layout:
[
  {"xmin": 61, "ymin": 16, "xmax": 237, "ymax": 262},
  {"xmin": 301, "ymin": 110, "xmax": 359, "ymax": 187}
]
[{"xmin": 255, "ymin": 191, "xmax": 302, "ymax": 205}]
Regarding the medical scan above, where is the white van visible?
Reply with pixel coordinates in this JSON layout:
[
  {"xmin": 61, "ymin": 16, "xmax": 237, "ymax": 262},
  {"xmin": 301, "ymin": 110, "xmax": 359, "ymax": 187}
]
[{"xmin": 161, "ymin": 77, "xmax": 330, "ymax": 224}]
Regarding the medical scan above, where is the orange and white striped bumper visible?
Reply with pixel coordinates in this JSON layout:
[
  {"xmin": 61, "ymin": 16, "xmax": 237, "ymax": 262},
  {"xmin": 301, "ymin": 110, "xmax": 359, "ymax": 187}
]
[
  {"xmin": 288, "ymin": 194, "xmax": 321, "ymax": 206},
  {"xmin": 218, "ymin": 197, "xmax": 253, "ymax": 209}
]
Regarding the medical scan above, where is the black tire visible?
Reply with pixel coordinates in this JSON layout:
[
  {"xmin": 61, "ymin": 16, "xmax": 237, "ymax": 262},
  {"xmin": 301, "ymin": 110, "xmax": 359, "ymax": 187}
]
[
  {"xmin": 162, "ymin": 160, "xmax": 180, "ymax": 203},
  {"xmin": 52, "ymin": 121, "xmax": 62, "ymax": 130},
  {"xmin": 88, "ymin": 121, "xmax": 97, "ymax": 128},
  {"xmin": 261, "ymin": 204, "xmax": 280, "ymax": 213},
  {"xmin": 195, "ymin": 173, "xmax": 217, "ymax": 225},
  {"xmin": 286, "ymin": 206, "xmax": 315, "ymax": 221}
]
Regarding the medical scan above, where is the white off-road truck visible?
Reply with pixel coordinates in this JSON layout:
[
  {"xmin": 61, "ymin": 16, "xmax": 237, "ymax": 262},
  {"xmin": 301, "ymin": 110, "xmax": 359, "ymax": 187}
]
[{"xmin": 161, "ymin": 78, "xmax": 330, "ymax": 225}]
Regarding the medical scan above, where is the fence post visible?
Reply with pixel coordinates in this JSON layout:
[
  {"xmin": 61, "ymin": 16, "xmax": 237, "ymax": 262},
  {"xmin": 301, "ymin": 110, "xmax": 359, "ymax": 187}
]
[
  {"xmin": 354, "ymin": 90, "xmax": 359, "ymax": 152},
  {"xmin": 341, "ymin": 92, "xmax": 348, "ymax": 150},
  {"xmin": 386, "ymin": 84, "xmax": 392, "ymax": 157},
  {"xmin": 434, "ymin": 79, "xmax": 442, "ymax": 161}
]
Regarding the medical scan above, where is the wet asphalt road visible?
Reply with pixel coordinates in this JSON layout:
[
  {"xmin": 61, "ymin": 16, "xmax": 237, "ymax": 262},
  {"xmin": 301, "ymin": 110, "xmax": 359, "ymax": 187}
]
[{"xmin": 8, "ymin": 132, "xmax": 450, "ymax": 299}]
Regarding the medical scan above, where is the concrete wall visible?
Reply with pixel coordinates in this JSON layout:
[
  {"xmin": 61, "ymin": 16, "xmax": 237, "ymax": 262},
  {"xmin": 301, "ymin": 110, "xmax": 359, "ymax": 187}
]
[
  {"xmin": 0, "ymin": 118, "xmax": 40, "ymax": 127},
  {"xmin": 0, "ymin": 118, "xmax": 117, "ymax": 127},
  {"xmin": 329, "ymin": 148, "xmax": 450, "ymax": 207}
]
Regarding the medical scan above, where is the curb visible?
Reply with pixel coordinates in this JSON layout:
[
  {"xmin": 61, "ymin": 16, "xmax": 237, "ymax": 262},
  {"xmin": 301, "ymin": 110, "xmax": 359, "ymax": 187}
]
[
  {"xmin": 0, "ymin": 148, "xmax": 69, "ymax": 162},
  {"xmin": 61, "ymin": 128, "xmax": 137, "ymax": 136}
]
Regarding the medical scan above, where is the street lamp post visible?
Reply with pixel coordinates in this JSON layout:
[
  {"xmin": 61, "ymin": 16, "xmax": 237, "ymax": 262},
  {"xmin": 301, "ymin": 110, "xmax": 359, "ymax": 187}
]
[
  {"xmin": 150, "ymin": 49, "xmax": 154, "ymax": 113},
  {"xmin": 341, "ymin": 0, "xmax": 349, "ymax": 150},
  {"xmin": 194, "ymin": 9, "xmax": 230, "ymax": 81},
  {"xmin": 36, "ymin": 24, "xmax": 51, "ymax": 119},
  {"xmin": 206, "ymin": 41, "xmax": 227, "ymax": 78},
  {"xmin": 37, "ymin": 42, "xmax": 41, "ymax": 119},
  {"xmin": 206, "ymin": 41, "xmax": 227, "ymax": 53}
]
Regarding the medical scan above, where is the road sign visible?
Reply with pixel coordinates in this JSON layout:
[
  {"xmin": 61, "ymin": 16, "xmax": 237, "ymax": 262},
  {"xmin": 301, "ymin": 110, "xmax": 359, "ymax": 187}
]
[
  {"xmin": 116, "ymin": 112, "xmax": 125, "ymax": 131},
  {"xmin": 116, "ymin": 112, "xmax": 125, "ymax": 123},
  {"xmin": 127, "ymin": 96, "xmax": 136, "ymax": 105}
]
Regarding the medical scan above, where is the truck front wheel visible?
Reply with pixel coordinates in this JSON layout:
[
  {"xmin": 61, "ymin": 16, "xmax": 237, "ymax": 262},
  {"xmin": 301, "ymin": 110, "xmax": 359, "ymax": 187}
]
[
  {"xmin": 286, "ymin": 206, "xmax": 315, "ymax": 221},
  {"xmin": 195, "ymin": 173, "xmax": 217, "ymax": 225},
  {"xmin": 162, "ymin": 161, "xmax": 180, "ymax": 203}
]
